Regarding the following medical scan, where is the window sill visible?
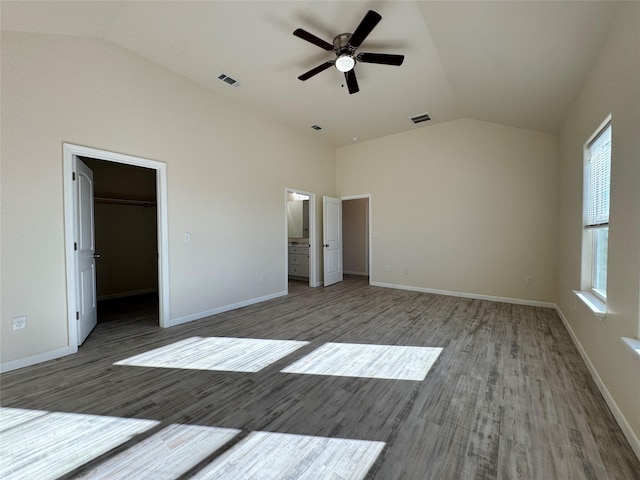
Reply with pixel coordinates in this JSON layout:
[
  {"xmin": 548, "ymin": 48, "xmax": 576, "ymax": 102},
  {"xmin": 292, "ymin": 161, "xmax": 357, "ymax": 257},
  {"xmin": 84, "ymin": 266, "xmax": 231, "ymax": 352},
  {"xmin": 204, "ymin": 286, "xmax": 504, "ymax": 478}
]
[
  {"xmin": 621, "ymin": 337, "xmax": 640, "ymax": 360},
  {"xmin": 573, "ymin": 290, "xmax": 606, "ymax": 319}
]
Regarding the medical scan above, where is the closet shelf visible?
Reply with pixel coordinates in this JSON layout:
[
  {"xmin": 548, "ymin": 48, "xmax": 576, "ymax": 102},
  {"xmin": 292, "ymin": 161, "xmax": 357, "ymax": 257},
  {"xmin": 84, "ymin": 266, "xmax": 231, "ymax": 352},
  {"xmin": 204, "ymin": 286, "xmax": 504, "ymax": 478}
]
[{"xmin": 94, "ymin": 196, "xmax": 156, "ymax": 207}]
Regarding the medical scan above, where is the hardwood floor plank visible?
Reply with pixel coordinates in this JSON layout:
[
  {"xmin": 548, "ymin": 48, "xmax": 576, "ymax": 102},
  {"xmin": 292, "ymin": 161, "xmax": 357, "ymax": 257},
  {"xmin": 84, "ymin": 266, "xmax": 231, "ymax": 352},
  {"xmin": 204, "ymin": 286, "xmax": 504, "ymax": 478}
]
[{"xmin": 1, "ymin": 277, "xmax": 638, "ymax": 479}]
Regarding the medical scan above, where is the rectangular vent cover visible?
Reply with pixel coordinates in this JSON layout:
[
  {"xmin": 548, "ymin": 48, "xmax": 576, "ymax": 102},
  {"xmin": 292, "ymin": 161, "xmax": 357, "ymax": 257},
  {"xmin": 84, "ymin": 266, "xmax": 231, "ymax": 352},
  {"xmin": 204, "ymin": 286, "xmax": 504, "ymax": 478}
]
[
  {"xmin": 310, "ymin": 125, "xmax": 322, "ymax": 131},
  {"xmin": 218, "ymin": 74, "xmax": 241, "ymax": 87},
  {"xmin": 410, "ymin": 113, "xmax": 431, "ymax": 124}
]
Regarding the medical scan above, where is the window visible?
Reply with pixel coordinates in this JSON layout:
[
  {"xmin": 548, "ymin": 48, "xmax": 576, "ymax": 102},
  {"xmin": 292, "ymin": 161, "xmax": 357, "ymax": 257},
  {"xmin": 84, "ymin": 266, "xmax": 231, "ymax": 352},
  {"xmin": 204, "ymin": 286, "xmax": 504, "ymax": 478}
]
[{"xmin": 583, "ymin": 120, "xmax": 611, "ymax": 302}]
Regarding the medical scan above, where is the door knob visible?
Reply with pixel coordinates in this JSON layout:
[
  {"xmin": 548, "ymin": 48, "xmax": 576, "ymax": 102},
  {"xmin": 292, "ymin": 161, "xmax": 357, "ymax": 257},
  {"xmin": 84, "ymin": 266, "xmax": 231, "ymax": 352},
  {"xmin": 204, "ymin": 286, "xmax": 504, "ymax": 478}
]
[{"xmin": 93, "ymin": 254, "xmax": 101, "ymax": 258}]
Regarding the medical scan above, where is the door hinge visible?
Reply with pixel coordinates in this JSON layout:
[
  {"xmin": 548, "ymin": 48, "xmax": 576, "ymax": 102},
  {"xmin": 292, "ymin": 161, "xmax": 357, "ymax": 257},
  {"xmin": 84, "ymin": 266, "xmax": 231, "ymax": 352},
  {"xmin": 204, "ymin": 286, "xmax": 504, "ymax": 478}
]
[
  {"xmin": 74, "ymin": 242, "xmax": 78, "ymax": 251},
  {"xmin": 72, "ymin": 172, "xmax": 76, "ymax": 181},
  {"xmin": 76, "ymin": 311, "xmax": 80, "ymax": 320}
]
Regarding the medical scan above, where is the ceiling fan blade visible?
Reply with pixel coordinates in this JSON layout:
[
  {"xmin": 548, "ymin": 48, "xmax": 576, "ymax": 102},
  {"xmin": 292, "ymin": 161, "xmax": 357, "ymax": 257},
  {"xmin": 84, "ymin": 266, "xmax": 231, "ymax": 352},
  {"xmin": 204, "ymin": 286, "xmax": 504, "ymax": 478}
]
[
  {"xmin": 357, "ymin": 52, "xmax": 404, "ymax": 66},
  {"xmin": 344, "ymin": 70, "xmax": 359, "ymax": 94},
  {"xmin": 298, "ymin": 61, "xmax": 334, "ymax": 81},
  {"xmin": 348, "ymin": 10, "xmax": 382, "ymax": 49},
  {"xmin": 293, "ymin": 28, "xmax": 334, "ymax": 51}
]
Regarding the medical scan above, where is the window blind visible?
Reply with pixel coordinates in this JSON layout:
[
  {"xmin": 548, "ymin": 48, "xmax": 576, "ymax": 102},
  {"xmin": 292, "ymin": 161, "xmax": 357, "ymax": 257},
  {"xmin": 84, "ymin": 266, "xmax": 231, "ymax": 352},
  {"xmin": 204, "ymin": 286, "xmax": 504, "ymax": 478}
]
[{"xmin": 585, "ymin": 124, "xmax": 611, "ymax": 227}]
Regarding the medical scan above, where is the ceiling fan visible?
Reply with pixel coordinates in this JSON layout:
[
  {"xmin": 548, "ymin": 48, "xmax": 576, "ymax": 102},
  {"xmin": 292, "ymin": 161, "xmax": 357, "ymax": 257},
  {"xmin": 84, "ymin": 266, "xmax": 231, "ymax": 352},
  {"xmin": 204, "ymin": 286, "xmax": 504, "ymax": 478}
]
[{"xmin": 293, "ymin": 10, "xmax": 404, "ymax": 94}]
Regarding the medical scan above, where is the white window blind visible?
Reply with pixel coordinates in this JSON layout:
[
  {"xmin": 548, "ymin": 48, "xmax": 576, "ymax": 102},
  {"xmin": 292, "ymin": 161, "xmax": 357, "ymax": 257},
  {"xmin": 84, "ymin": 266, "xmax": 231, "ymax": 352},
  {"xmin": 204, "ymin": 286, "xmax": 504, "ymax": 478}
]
[{"xmin": 585, "ymin": 124, "xmax": 611, "ymax": 227}]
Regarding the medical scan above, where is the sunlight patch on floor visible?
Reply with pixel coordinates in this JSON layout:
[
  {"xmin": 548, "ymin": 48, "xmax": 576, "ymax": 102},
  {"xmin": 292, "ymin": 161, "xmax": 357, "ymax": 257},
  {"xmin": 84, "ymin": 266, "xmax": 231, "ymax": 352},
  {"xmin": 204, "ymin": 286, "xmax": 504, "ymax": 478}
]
[
  {"xmin": 191, "ymin": 431, "xmax": 385, "ymax": 480},
  {"xmin": 0, "ymin": 407, "xmax": 158, "ymax": 479},
  {"xmin": 281, "ymin": 343, "xmax": 443, "ymax": 380},
  {"xmin": 75, "ymin": 423, "xmax": 241, "ymax": 479},
  {"xmin": 114, "ymin": 336, "xmax": 309, "ymax": 372},
  {"xmin": 1, "ymin": 408, "xmax": 383, "ymax": 480}
]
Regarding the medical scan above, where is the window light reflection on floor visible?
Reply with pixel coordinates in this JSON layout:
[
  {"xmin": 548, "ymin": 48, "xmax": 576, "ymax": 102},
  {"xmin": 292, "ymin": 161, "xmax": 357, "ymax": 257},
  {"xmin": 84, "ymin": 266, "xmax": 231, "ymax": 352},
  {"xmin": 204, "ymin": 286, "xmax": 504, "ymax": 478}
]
[
  {"xmin": 0, "ymin": 407, "xmax": 158, "ymax": 479},
  {"xmin": 191, "ymin": 431, "xmax": 385, "ymax": 480},
  {"xmin": 75, "ymin": 423, "xmax": 241, "ymax": 479},
  {"xmin": 1, "ymin": 408, "xmax": 385, "ymax": 480},
  {"xmin": 281, "ymin": 342, "xmax": 443, "ymax": 381},
  {"xmin": 114, "ymin": 336, "xmax": 309, "ymax": 373}
]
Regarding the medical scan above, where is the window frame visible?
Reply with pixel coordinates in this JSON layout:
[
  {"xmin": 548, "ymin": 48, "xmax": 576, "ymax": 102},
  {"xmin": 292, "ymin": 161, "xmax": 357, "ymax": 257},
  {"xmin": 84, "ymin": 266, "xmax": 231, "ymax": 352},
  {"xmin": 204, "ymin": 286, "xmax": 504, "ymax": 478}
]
[{"xmin": 582, "ymin": 116, "xmax": 611, "ymax": 305}]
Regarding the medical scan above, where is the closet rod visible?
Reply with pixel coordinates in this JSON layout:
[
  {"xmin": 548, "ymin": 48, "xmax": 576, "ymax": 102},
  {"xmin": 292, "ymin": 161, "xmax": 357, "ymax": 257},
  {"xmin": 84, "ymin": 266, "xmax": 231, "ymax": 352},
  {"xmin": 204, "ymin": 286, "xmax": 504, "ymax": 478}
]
[{"xmin": 94, "ymin": 196, "xmax": 156, "ymax": 207}]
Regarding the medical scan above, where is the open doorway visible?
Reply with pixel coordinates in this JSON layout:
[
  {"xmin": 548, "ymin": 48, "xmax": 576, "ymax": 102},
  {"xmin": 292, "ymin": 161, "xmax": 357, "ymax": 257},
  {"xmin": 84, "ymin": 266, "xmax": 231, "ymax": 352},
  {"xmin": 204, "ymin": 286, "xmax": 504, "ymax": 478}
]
[
  {"xmin": 63, "ymin": 144, "xmax": 169, "ymax": 354},
  {"xmin": 342, "ymin": 195, "xmax": 371, "ymax": 282},
  {"xmin": 81, "ymin": 158, "xmax": 158, "ymax": 328},
  {"xmin": 285, "ymin": 188, "xmax": 317, "ymax": 290}
]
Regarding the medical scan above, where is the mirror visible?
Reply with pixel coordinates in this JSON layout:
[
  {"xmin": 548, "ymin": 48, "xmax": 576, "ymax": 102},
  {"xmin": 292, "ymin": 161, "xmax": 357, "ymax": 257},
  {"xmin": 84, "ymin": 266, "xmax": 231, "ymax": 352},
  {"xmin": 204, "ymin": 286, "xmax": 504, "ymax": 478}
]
[{"xmin": 287, "ymin": 198, "xmax": 309, "ymax": 239}]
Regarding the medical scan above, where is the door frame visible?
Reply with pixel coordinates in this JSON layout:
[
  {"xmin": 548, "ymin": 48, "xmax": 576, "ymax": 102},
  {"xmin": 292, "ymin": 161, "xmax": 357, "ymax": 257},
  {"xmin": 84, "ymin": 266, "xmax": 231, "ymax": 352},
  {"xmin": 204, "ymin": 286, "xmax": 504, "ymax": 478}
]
[
  {"xmin": 285, "ymin": 188, "xmax": 318, "ymax": 289},
  {"xmin": 340, "ymin": 194, "xmax": 372, "ymax": 285},
  {"xmin": 63, "ymin": 143, "xmax": 170, "ymax": 353}
]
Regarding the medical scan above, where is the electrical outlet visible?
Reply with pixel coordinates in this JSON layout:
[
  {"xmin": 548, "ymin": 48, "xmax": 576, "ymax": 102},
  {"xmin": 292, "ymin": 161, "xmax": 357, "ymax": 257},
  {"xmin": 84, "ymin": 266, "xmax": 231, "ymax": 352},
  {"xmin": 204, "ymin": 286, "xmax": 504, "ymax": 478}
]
[
  {"xmin": 12, "ymin": 315, "xmax": 26, "ymax": 331},
  {"xmin": 385, "ymin": 265, "xmax": 390, "ymax": 272},
  {"xmin": 404, "ymin": 268, "xmax": 409, "ymax": 274},
  {"xmin": 259, "ymin": 274, "xmax": 266, "ymax": 283},
  {"xmin": 524, "ymin": 275, "xmax": 533, "ymax": 285}
]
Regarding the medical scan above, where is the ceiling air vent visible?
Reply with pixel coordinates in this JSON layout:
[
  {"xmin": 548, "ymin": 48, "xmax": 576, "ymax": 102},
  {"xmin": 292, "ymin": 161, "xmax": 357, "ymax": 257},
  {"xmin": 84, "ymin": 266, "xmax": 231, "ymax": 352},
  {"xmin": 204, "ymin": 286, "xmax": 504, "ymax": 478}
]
[
  {"xmin": 218, "ymin": 74, "xmax": 241, "ymax": 87},
  {"xmin": 310, "ymin": 125, "xmax": 322, "ymax": 131},
  {"xmin": 409, "ymin": 112, "xmax": 431, "ymax": 124}
]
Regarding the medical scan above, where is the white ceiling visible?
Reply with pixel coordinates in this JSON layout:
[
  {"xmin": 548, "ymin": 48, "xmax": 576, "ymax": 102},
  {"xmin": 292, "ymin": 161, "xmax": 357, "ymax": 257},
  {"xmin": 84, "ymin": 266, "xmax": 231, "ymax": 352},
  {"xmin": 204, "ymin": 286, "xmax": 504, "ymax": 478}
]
[{"xmin": 1, "ymin": 1, "xmax": 620, "ymax": 147}]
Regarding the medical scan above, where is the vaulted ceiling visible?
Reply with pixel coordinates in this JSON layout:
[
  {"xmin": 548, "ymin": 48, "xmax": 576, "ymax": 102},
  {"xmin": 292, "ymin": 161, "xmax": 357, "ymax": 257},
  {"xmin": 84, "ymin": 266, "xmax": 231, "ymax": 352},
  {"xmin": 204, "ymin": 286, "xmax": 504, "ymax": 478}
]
[{"xmin": 1, "ymin": 1, "xmax": 620, "ymax": 147}]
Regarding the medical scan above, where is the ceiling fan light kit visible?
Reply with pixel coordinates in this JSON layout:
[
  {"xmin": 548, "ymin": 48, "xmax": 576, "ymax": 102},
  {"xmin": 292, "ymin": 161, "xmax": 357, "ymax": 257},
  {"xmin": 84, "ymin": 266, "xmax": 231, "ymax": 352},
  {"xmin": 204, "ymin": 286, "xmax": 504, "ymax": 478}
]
[
  {"xmin": 293, "ymin": 10, "xmax": 404, "ymax": 94},
  {"xmin": 335, "ymin": 54, "xmax": 355, "ymax": 73}
]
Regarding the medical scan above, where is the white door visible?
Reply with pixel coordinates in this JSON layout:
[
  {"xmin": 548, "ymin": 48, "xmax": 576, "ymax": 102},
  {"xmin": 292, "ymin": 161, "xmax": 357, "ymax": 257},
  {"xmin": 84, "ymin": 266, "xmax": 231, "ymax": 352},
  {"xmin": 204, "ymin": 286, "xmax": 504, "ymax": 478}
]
[
  {"xmin": 76, "ymin": 159, "xmax": 98, "ymax": 345},
  {"xmin": 323, "ymin": 196, "xmax": 343, "ymax": 287}
]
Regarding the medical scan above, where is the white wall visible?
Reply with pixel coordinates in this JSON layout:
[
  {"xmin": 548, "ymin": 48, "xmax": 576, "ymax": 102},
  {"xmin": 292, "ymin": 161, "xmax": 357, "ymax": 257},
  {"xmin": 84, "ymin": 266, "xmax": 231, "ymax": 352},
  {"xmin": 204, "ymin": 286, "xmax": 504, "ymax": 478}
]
[
  {"xmin": 0, "ymin": 31, "xmax": 335, "ymax": 365},
  {"xmin": 557, "ymin": 2, "xmax": 640, "ymax": 450},
  {"xmin": 337, "ymin": 118, "xmax": 559, "ymax": 304}
]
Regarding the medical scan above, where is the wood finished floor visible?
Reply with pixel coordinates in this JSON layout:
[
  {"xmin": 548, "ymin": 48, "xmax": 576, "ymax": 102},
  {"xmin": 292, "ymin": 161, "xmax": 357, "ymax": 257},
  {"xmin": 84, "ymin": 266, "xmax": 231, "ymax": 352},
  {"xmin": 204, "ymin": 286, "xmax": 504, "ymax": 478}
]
[{"xmin": 1, "ymin": 276, "xmax": 639, "ymax": 479}]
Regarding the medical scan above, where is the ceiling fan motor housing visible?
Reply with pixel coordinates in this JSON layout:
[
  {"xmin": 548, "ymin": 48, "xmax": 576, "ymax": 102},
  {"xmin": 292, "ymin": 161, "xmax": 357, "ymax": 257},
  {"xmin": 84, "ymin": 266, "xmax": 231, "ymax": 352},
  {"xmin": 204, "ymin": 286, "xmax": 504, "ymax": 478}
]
[{"xmin": 333, "ymin": 33, "xmax": 353, "ymax": 53}]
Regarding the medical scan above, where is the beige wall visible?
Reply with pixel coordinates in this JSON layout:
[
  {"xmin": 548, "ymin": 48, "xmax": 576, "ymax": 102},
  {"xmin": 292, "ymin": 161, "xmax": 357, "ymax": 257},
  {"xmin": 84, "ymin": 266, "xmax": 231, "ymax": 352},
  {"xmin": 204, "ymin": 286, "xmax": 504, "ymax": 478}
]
[
  {"xmin": 343, "ymin": 198, "xmax": 368, "ymax": 275},
  {"xmin": 557, "ymin": 2, "xmax": 640, "ymax": 446},
  {"xmin": 0, "ymin": 31, "xmax": 335, "ymax": 364},
  {"xmin": 337, "ymin": 118, "xmax": 559, "ymax": 304}
]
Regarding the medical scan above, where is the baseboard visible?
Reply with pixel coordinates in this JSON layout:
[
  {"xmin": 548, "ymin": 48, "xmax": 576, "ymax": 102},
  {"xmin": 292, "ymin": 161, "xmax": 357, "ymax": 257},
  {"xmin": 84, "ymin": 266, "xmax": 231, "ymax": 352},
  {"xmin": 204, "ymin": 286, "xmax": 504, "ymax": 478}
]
[
  {"xmin": 555, "ymin": 306, "xmax": 640, "ymax": 461},
  {"xmin": 0, "ymin": 346, "xmax": 71, "ymax": 373},
  {"xmin": 97, "ymin": 288, "xmax": 158, "ymax": 301},
  {"xmin": 344, "ymin": 270, "xmax": 368, "ymax": 276},
  {"xmin": 369, "ymin": 281, "xmax": 556, "ymax": 309},
  {"xmin": 167, "ymin": 290, "xmax": 288, "ymax": 328}
]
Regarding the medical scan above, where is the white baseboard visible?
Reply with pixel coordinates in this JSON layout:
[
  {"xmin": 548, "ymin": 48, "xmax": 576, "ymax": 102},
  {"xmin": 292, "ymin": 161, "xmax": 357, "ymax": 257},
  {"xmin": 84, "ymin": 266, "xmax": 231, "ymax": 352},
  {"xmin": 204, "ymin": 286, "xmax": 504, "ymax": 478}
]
[
  {"xmin": 555, "ymin": 306, "xmax": 640, "ymax": 461},
  {"xmin": 369, "ymin": 281, "xmax": 556, "ymax": 308},
  {"xmin": 97, "ymin": 288, "xmax": 158, "ymax": 301},
  {"xmin": 167, "ymin": 290, "xmax": 287, "ymax": 328},
  {"xmin": 0, "ymin": 346, "xmax": 71, "ymax": 373},
  {"xmin": 344, "ymin": 270, "xmax": 368, "ymax": 276}
]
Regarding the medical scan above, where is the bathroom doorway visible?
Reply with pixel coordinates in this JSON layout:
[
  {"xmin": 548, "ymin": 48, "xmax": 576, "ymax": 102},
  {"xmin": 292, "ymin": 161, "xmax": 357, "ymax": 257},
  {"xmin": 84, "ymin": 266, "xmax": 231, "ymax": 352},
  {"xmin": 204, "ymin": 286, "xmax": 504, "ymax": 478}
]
[{"xmin": 285, "ymin": 188, "xmax": 317, "ymax": 290}]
